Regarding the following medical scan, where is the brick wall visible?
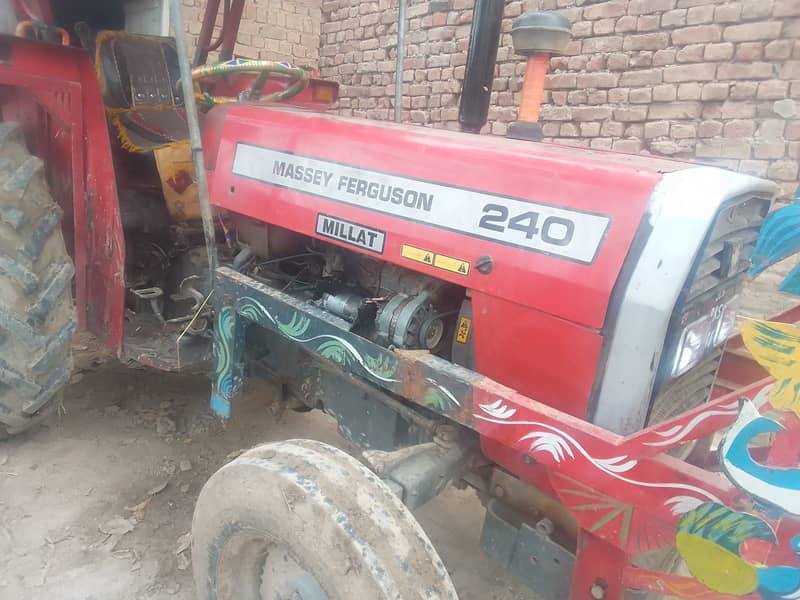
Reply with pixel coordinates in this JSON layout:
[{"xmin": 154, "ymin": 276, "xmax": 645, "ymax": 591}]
[
  {"xmin": 319, "ymin": 0, "xmax": 800, "ymax": 199},
  {"xmin": 182, "ymin": 0, "xmax": 322, "ymax": 65}
]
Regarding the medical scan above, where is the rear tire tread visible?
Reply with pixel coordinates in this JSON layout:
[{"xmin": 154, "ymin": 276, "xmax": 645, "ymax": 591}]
[{"xmin": 0, "ymin": 122, "xmax": 75, "ymax": 437}]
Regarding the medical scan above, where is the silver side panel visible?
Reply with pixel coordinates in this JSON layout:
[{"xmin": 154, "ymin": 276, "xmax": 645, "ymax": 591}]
[{"xmin": 591, "ymin": 166, "xmax": 776, "ymax": 435}]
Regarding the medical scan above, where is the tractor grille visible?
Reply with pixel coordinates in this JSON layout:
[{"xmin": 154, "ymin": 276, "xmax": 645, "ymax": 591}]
[
  {"xmin": 649, "ymin": 349, "xmax": 722, "ymax": 426},
  {"xmin": 687, "ymin": 194, "xmax": 771, "ymax": 303},
  {"xmin": 650, "ymin": 194, "xmax": 771, "ymax": 430}
]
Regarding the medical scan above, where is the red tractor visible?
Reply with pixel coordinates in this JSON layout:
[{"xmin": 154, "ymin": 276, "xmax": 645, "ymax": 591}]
[{"xmin": 2, "ymin": 1, "xmax": 799, "ymax": 599}]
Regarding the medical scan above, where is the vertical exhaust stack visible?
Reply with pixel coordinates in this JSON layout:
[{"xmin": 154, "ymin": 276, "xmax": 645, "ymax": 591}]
[
  {"xmin": 507, "ymin": 12, "xmax": 571, "ymax": 142},
  {"xmin": 458, "ymin": 0, "xmax": 504, "ymax": 134}
]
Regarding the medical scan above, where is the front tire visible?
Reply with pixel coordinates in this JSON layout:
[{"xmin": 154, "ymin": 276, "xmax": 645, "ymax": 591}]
[
  {"xmin": 192, "ymin": 439, "xmax": 459, "ymax": 600},
  {"xmin": 0, "ymin": 122, "xmax": 75, "ymax": 438}
]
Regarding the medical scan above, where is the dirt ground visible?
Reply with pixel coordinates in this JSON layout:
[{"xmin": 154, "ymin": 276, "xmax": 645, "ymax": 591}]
[{"xmin": 0, "ymin": 333, "xmax": 538, "ymax": 600}]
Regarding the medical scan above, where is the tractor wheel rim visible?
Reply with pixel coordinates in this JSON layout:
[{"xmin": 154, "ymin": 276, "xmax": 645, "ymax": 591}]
[{"xmin": 215, "ymin": 528, "xmax": 329, "ymax": 600}]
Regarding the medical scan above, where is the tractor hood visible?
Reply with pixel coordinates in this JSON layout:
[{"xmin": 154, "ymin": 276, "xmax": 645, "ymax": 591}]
[
  {"xmin": 202, "ymin": 103, "xmax": 775, "ymax": 433},
  {"xmin": 203, "ymin": 103, "xmax": 694, "ymax": 329}
]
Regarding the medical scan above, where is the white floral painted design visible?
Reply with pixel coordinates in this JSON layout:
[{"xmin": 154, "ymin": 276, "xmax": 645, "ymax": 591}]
[
  {"xmin": 478, "ymin": 399, "xmax": 517, "ymax": 420},
  {"xmin": 475, "ymin": 409, "xmax": 722, "ymax": 507}
]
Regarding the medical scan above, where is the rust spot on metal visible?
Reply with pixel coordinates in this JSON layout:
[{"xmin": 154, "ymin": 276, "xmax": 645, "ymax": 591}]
[{"xmin": 399, "ymin": 359, "xmax": 427, "ymax": 400}]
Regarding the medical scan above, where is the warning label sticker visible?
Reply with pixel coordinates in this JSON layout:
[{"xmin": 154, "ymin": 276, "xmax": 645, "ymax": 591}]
[
  {"xmin": 456, "ymin": 317, "xmax": 471, "ymax": 344},
  {"xmin": 401, "ymin": 245, "xmax": 434, "ymax": 265},
  {"xmin": 401, "ymin": 244, "xmax": 470, "ymax": 276},
  {"xmin": 434, "ymin": 254, "xmax": 470, "ymax": 276}
]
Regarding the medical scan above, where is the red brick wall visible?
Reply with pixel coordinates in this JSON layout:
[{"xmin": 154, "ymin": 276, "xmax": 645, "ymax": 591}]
[
  {"xmin": 319, "ymin": 0, "xmax": 800, "ymax": 199},
  {"xmin": 182, "ymin": 0, "xmax": 322, "ymax": 65}
]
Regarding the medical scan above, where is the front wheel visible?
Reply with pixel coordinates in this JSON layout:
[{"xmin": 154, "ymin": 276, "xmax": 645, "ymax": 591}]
[{"xmin": 192, "ymin": 439, "xmax": 459, "ymax": 600}]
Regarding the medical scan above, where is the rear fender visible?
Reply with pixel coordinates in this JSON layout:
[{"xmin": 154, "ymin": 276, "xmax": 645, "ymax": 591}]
[{"xmin": 0, "ymin": 35, "xmax": 125, "ymax": 352}]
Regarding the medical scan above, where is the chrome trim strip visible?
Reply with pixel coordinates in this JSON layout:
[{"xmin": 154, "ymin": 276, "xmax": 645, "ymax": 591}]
[{"xmin": 591, "ymin": 166, "xmax": 776, "ymax": 435}]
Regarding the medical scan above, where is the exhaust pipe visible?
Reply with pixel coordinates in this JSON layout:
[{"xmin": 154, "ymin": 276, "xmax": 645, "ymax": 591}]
[
  {"xmin": 458, "ymin": 0, "xmax": 504, "ymax": 134},
  {"xmin": 457, "ymin": 7, "xmax": 573, "ymax": 140},
  {"xmin": 506, "ymin": 12, "xmax": 571, "ymax": 141}
]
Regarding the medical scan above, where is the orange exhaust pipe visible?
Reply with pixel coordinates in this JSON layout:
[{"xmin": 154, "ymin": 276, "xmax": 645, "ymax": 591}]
[
  {"xmin": 518, "ymin": 53, "xmax": 551, "ymax": 124},
  {"xmin": 507, "ymin": 12, "xmax": 572, "ymax": 141}
]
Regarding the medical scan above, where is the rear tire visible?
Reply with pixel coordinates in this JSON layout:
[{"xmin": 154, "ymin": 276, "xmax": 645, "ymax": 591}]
[
  {"xmin": 192, "ymin": 439, "xmax": 459, "ymax": 600},
  {"xmin": 0, "ymin": 122, "xmax": 75, "ymax": 438}
]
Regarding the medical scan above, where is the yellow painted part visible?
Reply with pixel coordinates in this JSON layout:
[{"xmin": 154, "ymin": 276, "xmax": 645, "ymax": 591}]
[
  {"xmin": 740, "ymin": 317, "xmax": 800, "ymax": 415},
  {"xmin": 154, "ymin": 141, "xmax": 201, "ymax": 221},
  {"xmin": 675, "ymin": 532, "xmax": 759, "ymax": 595}
]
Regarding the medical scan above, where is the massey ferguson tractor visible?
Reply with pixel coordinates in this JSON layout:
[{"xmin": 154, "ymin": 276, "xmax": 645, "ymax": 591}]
[{"xmin": 3, "ymin": 0, "xmax": 800, "ymax": 599}]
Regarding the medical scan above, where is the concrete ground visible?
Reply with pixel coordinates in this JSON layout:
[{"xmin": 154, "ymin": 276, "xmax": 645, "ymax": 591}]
[{"xmin": 0, "ymin": 334, "xmax": 538, "ymax": 600}]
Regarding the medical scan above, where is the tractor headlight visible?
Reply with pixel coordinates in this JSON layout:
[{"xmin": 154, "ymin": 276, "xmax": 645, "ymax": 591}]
[
  {"xmin": 671, "ymin": 300, "xmax": 737, "ymax": 377},
  {"xmin": 714, "ymin": 302, "xmax": 738, "ymax": 345}
]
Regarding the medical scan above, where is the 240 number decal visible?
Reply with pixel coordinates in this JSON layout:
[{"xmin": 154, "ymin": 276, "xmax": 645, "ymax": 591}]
[{"xmin": 478, "ymin": 204, "xmax": 575, "ymax": 247}]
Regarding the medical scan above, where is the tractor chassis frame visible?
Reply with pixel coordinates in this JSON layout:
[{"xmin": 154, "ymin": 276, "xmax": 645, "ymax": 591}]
[{"xmin": 211, "ymin": 264, "xmax": 789, "ymax": 600}]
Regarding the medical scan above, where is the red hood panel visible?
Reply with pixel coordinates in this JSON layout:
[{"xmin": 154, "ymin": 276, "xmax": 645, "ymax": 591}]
[{"xmin": 205, "ymin": 104, "xmax": 671, "ymax": 329}]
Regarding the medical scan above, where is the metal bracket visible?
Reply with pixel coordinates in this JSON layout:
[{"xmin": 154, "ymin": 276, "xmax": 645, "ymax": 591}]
[
  {"xmin": 132, "ymin": 286, "xmax": 165, "ymax": 323},
  {"xmin": 362, "ymin": 442, "xmax": 471, "ymax": 511},
  {"xmin": 480, "ymin": 498, "xmax": 575, "ymax": 600}
]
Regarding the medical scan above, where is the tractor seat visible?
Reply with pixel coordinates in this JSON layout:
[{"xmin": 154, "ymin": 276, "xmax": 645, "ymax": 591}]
[{"xmin": 93, "ymin": 30, "xmax": 190, "ymax": 151}]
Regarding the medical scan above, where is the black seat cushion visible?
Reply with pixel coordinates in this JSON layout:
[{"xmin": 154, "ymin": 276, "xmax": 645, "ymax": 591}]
[{"xmin": 94, "ymin": 31, "xmax": 190, "ymax": 151}]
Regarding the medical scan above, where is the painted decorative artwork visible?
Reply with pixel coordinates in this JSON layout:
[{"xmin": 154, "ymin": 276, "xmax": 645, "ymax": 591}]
[
  {"xmin": 740, "ymin": 319, "xmax": 800, "ymax": 418},
  {"xmin": 721, "ymin": 400, "xmax": 800, "ymax": 516},
  {"xmin": 751, "ymin": 187, "xmax": 800, "ymax": 295},
  {"xmin": 675, "ymin": 501, "xmax": 800, "ymax": 599},
  {"xmin": 675, "ymin": 502, "xmax": 775, "ymax": 596},
  {"xmin": 211, "ymin": 293, "xmax": 462, "ymax": 420},
  {"xmin": 671, "ymin": 317, "xmax": 800, "ymax": 599}
]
